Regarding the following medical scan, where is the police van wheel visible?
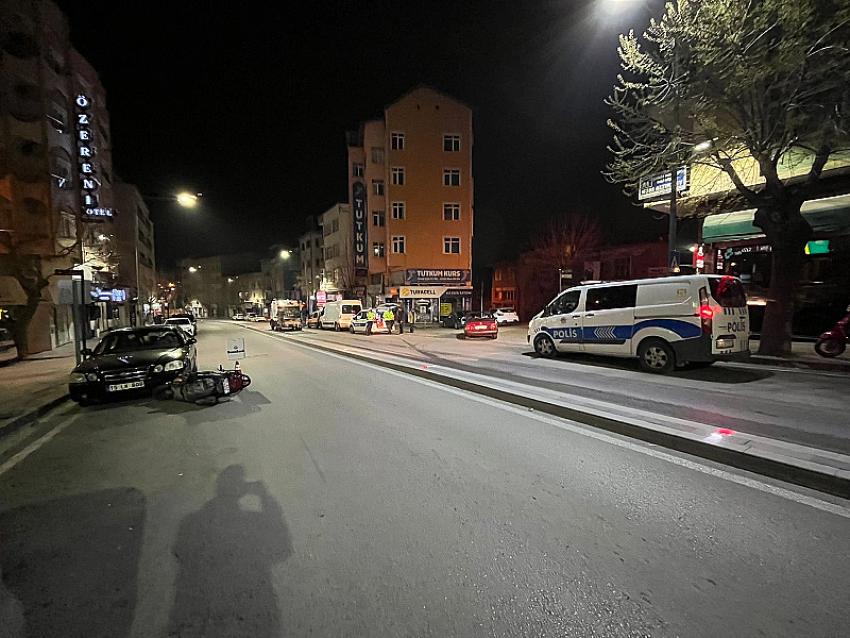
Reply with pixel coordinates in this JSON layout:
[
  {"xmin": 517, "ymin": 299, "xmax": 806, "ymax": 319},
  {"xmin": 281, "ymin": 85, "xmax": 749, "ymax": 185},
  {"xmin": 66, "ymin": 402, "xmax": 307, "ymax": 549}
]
[
  {"xmin": 349, "ymin": 325, "xmax": 355, "ymax": 334},
  {"xmin": 638, "ymin": 339, "xmax": 675, "ymax": 374},
  {"xmin": 534, "ymin": 334, "xmax": 557, "ymax": 358}
]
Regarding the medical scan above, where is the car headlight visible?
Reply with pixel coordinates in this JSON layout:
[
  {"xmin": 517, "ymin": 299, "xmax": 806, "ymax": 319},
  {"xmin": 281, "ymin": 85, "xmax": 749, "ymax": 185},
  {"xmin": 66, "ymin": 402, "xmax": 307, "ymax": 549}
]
[
  {"xmin": 152, "ymin": 364, "xmax": 164, "ymax": 373},
  {"xmin": 69, "ymin": 372, "xmax": 87, "ymax": 384},
  {"xmin": 86, "ymin": 373, "xmax": 99, "ymax": 382},
  {"xmin": 164, "ymin": 360, "xmax": 185, "ymax": 372}
]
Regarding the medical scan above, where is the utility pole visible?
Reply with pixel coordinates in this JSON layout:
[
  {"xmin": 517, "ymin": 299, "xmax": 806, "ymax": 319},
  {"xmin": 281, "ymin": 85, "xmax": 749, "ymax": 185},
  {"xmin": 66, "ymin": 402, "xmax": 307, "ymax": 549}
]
[{"xmin": 669, "ymin": 167, "xmax": 679, "ymax": 273}]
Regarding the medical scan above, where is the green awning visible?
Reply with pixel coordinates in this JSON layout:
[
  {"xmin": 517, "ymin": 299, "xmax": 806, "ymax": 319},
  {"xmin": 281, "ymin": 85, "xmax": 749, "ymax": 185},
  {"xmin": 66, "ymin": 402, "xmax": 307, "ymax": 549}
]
[{"xmin": 702, "ymin": 195, "xmax": 850, "ymax": 243}]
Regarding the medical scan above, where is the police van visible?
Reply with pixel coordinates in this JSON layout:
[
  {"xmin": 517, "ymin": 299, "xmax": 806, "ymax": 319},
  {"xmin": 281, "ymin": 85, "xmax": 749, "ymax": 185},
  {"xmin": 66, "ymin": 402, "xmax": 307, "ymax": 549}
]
[{"xmin": 527, "ymin": 275, "xmax": 749, "ymax": 373}]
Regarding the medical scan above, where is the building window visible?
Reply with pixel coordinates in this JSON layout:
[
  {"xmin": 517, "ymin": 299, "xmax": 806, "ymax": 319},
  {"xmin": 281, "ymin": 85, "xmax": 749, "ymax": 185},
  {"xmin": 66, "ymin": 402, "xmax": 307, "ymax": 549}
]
[
  {"xmin": 391, "ymin": 132, "xmax": 405, "ymax": 150},
  {"xmin": 371, "ymin": 147, "xmax": 384, "ymax": 164},
  {"xmin": 391, "ymin": 166, "xmax": 405, "ymax": 185},
  {"xmin": 372, "ymin": 211, "xmax": 385, "ymax": 226},
  {"xmin": 332, "ymin": 219, "xmax": 339, "ymax": 233},
  {"xmin": 392, "ymin": 235, "xmax": 406, "ymax": 254},
  {"xmin": 443, "ymin": 203, "xmax": 460, "ymax": 220},
  {"xmin": 495, "ymin": 269, "xmax": 503, "ymax": 282},
  {"xmin": 352, "ymin": 162, "xmax": 364, "ymax": 177},
  {"xmin": 314, "ymin": 238, "xmax": 321, "ymax": 247},
  {"xmin": 373, "ymin": 242, "xmax": 385, "ymax": 257},
  {"xmin": 443, "ymin": 169, "xmax": 460, "ymax": 186},
  {"xmin": 443, "ymin": 134, "xmax": 461, "ymax": 152},
  {"xmin": 372, "ymin": 180, "xmax": 385, "ymax": 196},
  {"xmin": 443, "ymin": 237, "xmax": 461, "ymax": 254},
  {"xmin": 391, "ymin": 201, "xmax": 406, "ymax": 220},
  {"xmin": 314, "ymin": 258, "xmax": 321, "ymax": 267}
]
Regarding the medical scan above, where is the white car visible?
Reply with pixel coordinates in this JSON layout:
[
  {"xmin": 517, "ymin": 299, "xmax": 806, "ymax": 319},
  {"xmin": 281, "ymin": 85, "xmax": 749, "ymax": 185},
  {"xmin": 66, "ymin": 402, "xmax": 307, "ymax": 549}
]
[
  {"xmin": 491, "ymin": 307, "xmax": 520, "ymax": 325},
  {"xmin": 349, "ymin": 309, "xmax": 389, "ymax": 335},
  {"xmin": 231, "ymin": 313, "xmax": 245, "ymax": 321},
  {"xmin": 165, "ymin": 317, "xmax": 196, "ymax": 337}
]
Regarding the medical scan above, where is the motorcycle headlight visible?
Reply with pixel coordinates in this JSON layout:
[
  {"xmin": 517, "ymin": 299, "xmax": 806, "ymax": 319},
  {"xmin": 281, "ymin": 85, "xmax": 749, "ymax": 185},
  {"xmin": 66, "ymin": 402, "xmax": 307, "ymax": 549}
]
[
  {"xmin": 69, "ymin": 372, "xmax": 87, "ymax": 384},
  {"xmin": 164, "ymin": 360, "xmax": 185, "ymax": 372},
  {"xmin": 152, "ymin": 364, "xmax": 164, "ymax": 373}
]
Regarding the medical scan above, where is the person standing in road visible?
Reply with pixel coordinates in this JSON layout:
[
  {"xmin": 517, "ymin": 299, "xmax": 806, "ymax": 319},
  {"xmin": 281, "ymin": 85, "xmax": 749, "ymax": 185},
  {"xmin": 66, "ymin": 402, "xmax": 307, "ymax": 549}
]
[
  {"xmin": 384, "ymin": 307, "xmax": 395, "ymax": 334},
  {"xmin": 408, "ymin": 307, "xmax": 415, "ymax": 333},
  {"xmin": 396, "ymin": 305, "xmax": 405, "ymax": 334},
  {"xmin": 366, "ymin": 308, "xmax": 376, "ymax": 335}
]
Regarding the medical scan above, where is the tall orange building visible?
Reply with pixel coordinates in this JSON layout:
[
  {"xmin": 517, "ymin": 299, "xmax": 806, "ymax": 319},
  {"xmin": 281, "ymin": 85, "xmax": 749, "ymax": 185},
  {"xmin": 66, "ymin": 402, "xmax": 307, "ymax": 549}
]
[{"xmin": 346, "ymin": 86, "xmax": 473, "ymax": 319}]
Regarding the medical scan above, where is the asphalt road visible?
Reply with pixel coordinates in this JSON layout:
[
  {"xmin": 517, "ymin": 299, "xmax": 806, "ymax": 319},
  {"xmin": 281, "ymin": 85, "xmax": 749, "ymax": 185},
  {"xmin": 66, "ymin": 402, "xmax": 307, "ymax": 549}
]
[
  {"xmin": 1, "ymin": 321, "xmax": 848, "ymax": 637},
  {"xmin": 280, "ymin": 323, "xmax": 850, "ymax": 455}
]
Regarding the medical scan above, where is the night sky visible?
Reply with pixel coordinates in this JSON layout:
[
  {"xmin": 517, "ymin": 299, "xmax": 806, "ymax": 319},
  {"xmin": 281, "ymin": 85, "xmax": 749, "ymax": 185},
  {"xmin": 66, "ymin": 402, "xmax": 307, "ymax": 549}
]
[{"xmin": 57, "ymin": 0, "xmax": 670, "ymax": 270}]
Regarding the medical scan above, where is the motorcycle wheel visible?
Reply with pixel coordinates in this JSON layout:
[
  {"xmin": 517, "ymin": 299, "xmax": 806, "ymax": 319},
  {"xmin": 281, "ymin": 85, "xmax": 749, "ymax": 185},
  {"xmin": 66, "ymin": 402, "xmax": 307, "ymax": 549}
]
[{"xmin": 815, "ymin": 338, "xmax": 846, "ymax": 358}]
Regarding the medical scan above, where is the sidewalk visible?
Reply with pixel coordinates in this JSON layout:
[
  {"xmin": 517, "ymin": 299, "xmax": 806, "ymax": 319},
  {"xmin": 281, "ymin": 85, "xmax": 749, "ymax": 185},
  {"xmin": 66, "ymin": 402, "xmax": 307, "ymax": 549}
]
[
  {"xmin": 747, "ymin": 338, "xmax": 850, "ymax": 372},
  {"xmin": 0, "ymin": 342, "xmax": 75, "ymax": 435}
]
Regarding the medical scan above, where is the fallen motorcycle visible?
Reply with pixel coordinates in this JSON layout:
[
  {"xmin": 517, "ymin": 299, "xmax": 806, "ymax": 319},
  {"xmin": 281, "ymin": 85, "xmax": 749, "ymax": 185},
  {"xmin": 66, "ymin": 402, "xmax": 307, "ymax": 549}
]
[
  {"xmin": 815, "ymin": 304, "xmax": 850, "ymax": 358},
  {"xmin": 154, "ymin": 364, "xmax": 251, "ymax": 404}
]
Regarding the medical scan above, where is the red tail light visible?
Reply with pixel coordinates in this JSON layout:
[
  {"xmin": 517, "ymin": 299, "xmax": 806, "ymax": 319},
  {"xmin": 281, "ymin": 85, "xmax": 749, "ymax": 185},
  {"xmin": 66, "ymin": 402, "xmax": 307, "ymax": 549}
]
[{"xmin": 698, "ymin": 288, "xmax": 713, "ymax": 333}]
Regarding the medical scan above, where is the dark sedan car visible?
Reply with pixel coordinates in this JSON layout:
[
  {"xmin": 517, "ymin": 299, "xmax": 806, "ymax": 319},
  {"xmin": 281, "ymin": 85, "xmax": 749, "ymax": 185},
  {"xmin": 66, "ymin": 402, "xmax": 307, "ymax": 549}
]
[{"xmin": 69, "ymin": 326, "xmax": 197, "ymax": 405}]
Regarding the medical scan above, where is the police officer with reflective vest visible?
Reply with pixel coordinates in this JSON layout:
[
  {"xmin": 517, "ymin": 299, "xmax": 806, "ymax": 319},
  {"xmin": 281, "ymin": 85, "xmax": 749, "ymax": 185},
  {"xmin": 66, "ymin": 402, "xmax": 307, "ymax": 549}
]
[
  {"xmin": 364, "ymin": 308, "xmax": 375, "ymax": 335},
  {"xmin": 383, "ymin": 307, "xmax": 395, "ymax": 334}
]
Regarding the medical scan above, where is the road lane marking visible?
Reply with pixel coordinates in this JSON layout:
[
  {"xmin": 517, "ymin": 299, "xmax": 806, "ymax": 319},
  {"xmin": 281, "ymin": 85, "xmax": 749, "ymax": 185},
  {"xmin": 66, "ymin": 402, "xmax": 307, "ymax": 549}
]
[
  {"xmin": 0, "ymin": 409, "xmax": 78, "ymax": 477},
  {"xmin": 265, "ymin": 333, "xmax": 850, "ymax": 519}
]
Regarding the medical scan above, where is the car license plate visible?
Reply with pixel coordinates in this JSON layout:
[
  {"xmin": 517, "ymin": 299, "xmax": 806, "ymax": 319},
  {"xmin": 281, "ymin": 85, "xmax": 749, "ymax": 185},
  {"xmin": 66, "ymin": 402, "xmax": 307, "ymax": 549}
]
[
  {"xmin": 107, "ymin": 381, "xmax": 145, "ymax": 392},
  {"xmin": 475, "ymin": 325, "xmax": 486, "ymax": 330}
]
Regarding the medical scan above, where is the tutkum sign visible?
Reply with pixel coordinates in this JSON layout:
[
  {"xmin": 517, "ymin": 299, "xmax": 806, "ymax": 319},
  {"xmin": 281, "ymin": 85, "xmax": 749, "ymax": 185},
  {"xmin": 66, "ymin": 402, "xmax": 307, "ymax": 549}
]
[{"xmin": 352, "ymin": 182, "xmax": 368, "ymax": 277}]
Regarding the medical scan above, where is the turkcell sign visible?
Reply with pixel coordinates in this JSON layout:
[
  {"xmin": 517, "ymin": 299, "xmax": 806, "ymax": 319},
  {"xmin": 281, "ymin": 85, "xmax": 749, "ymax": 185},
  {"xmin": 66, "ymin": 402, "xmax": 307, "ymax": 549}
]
[
  {"xmin": 75, "ymin": 94, "xmax": 113, "ymax": 219},
  {"xmin": 352, "ymin": 181, "xmax": 368, "ymax": 276}
]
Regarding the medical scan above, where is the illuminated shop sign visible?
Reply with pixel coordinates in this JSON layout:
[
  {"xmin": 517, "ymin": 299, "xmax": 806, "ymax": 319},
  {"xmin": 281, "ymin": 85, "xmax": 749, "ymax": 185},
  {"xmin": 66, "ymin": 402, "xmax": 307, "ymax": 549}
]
[
  {"xmin": 352, "ymin": 181, "xmax": 368, "ymax": 276},
  {"xmin": 75, "ymin": 94, "xmax": 113, "ymax": 219}
]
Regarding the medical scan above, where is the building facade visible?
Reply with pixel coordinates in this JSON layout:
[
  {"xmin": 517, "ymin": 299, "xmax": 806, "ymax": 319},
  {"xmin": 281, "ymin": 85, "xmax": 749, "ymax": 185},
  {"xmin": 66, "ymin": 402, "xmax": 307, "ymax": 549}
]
[
  {"xmin": 346, "ymin": 86, "xmax": 474, "ymax": 321},
  {"xmin": 298, "ymin": 216, "xmax": 324, "ymax": 310},
  {"xmin": 0, "ymin": 0, "xmax": 126, "ymax": 354},
  {"xmin": 114, "ymin": 181, "xmax": 156, "ymax": 325},
  {"xmin": 319, "ymin": 203, "xmax": 353, "ymax": 295},
  {"xmin": 641, "ymin": 148, "xmax": 850, "ymax": 335}
]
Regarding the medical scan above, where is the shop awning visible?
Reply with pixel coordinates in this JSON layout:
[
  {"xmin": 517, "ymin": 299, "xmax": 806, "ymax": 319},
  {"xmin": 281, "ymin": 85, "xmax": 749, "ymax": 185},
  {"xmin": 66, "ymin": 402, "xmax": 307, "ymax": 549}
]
[{"xmin": 702, "ymin": 194, "xmax": 850, "ymax": 243}]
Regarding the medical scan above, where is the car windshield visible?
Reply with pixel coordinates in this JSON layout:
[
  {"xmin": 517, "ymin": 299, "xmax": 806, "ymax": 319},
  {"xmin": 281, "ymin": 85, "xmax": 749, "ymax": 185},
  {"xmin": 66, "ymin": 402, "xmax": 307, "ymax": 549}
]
[
  {"xmin": 167, "ymin": 318, "xmax": 190, "ymax": 325},
  {"xmin": 94, "ymin": 330, "xmax": 184, "ymax": 354},
  {"xmin": 280, "ymin": 308, "xmax": 300, "ymax": 318}
]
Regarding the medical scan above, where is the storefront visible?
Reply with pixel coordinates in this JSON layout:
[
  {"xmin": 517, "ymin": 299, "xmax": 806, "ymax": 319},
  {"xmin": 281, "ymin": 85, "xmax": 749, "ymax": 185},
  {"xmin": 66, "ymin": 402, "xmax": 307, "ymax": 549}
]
[{"xmin": 702, "ymin": 194, "xmax": 850, "ymax": 335}]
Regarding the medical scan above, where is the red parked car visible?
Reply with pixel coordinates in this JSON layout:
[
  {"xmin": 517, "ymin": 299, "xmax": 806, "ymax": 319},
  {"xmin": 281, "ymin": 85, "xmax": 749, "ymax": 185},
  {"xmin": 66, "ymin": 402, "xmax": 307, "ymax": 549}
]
[{"xmin": 463, "ymin": 315, "xmax": 498, "ymax": 339}]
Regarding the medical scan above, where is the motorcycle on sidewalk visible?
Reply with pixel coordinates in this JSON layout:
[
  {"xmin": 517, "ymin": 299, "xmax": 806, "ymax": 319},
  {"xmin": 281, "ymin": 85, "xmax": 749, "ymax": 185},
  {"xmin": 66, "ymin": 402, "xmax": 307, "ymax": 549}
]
[
  {"xmin": 814, "ymin": 305, "xmax": 850, "ymax": 358},
  {"xmin": 154, "ymin": 363, "xmax": 252, "ymax": 404}
]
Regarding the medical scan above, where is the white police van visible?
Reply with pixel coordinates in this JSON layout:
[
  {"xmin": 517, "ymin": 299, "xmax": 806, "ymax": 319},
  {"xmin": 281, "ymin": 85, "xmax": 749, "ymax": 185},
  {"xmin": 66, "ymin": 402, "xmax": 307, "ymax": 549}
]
[{"xmin": 527, "ymin": 275, "xmax": 749, "ymax": 373}]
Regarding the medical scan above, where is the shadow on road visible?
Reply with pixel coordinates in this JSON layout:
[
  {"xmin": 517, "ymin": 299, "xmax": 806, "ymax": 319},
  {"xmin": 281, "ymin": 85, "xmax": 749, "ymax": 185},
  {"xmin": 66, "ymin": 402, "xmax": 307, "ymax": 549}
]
[
  {"xmin": 521, "ymin": 351, "xmax": 773, "ymax": 384},
  {"xmin": 0, "ymin": 488, "xmax": 146, "ymax": 638},
  {"xmin": 168, "ymin": 465, "xmax": 292, "ymax": 638}
]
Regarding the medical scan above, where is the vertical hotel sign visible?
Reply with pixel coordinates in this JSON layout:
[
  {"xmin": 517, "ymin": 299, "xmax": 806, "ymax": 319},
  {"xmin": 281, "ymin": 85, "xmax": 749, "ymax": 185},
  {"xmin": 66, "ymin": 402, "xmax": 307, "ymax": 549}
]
[
  {"xmin": 352, "ymin": 181, "xmax": 368, "ymax": 276},
  {"xmin": 75, "ymin": 94, "xmax": 113, "ymax": 219}
]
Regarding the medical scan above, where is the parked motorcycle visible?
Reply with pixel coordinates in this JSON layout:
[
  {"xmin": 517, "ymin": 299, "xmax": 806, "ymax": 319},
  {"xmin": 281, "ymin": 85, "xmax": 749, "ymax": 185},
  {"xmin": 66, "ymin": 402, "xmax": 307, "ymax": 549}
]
[
  {"xmin": 154, "ymin": 364, "xmax": 252, "ymax": 404},
  {"xmin": 815, "ymin": 305, "xmax": 850, "ymax": 358}
]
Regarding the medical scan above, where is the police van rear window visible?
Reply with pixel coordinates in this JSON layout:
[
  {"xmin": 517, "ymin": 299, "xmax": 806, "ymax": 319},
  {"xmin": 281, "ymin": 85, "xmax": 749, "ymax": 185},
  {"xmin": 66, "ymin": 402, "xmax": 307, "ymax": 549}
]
[
  {"xmin": 342, "ymin": 305, "xmax": 360, "ymax": 314},
  {"xmin": 709, "ymin": 277, "xmax": 747, "ymax": 307}
]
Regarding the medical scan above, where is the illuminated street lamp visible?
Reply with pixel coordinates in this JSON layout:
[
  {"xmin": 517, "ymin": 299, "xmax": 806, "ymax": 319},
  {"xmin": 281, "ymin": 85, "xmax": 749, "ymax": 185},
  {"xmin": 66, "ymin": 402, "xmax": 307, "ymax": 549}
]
[
  {"xmin": 279, "ymin": 249, "xmax": 291, "ymax": 260},
  {"xmin": 187, "ymin": 266, "xmax": 200, "ymax": 273},
  {"xmin": 176, "ymin": 191, "xmax": 201, "ymax": 208}
]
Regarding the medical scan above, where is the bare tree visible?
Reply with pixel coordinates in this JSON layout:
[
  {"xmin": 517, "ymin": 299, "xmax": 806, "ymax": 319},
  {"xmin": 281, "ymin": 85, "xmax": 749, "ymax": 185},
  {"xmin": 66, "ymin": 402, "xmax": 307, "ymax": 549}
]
[{"xmin": 518, "ymin": 215, "xmax": 602, "ymax": 318}]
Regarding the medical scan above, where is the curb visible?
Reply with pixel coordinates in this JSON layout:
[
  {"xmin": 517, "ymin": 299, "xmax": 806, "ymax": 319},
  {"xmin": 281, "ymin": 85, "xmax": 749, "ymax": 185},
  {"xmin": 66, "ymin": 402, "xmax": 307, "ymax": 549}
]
[
  {"xmin": 261, "ymin": 330, "xmax": 850, "ymax": 500},
  {"xmin": 0, "ymin": 394, "xmax": 70, "ymax": 439},
  {"xmin": 747, "ymin": 355, "xmax": 850, "ymax": 373}
]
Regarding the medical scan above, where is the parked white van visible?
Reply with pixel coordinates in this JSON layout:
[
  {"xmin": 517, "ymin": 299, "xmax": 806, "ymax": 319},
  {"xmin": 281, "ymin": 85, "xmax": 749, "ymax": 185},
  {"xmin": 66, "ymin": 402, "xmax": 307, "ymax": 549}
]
[
  {"xmin": 527, "ymin": 275, "xmax": 749, "ymax": 373},
  {"xmin": 320, "ymin": 300, "xmax": 363, "ymax": 331}
]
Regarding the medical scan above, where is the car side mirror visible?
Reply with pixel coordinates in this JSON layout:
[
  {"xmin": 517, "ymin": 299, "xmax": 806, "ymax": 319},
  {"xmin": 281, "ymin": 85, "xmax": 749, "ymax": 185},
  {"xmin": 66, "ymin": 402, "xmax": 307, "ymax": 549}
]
[{"xmin": 187, "ymin": 337, "xmax": 197, "ymax": 344}]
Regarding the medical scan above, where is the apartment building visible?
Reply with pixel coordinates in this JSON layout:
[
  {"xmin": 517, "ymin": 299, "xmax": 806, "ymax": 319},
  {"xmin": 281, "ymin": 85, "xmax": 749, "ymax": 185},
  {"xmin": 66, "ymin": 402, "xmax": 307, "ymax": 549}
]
[
  {"xmin": 318, "ymin": 203, "xmax": 352, "ymax": 295},
  {"xmin": 114, "ymin": 181, "xmax": 156, "ymax": 325},
  {"xmin": 0, "ymin": 0, "xmax": 124, "ymax": 353},
  {"xmin": 346, "ymin": 86, "xmax": 474, "ymax": 321},
  {"xmin": 297, "ymin": 216, "xmax": 324, "ymax": 310}
]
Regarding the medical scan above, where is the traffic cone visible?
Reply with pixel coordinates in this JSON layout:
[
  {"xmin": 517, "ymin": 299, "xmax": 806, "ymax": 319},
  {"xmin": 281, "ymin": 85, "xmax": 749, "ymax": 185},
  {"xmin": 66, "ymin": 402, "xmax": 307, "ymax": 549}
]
[{"xmin": 234, "ymin": 360, "xmax": 240, "ymax": 371}]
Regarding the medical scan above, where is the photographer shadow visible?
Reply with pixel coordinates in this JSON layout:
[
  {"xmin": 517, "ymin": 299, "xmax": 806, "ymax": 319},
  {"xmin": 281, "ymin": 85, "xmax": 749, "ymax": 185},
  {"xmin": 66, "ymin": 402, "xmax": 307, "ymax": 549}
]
[{"xmin": 167, "ymin": 465, "xmax": 292, "ymax": 638}]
